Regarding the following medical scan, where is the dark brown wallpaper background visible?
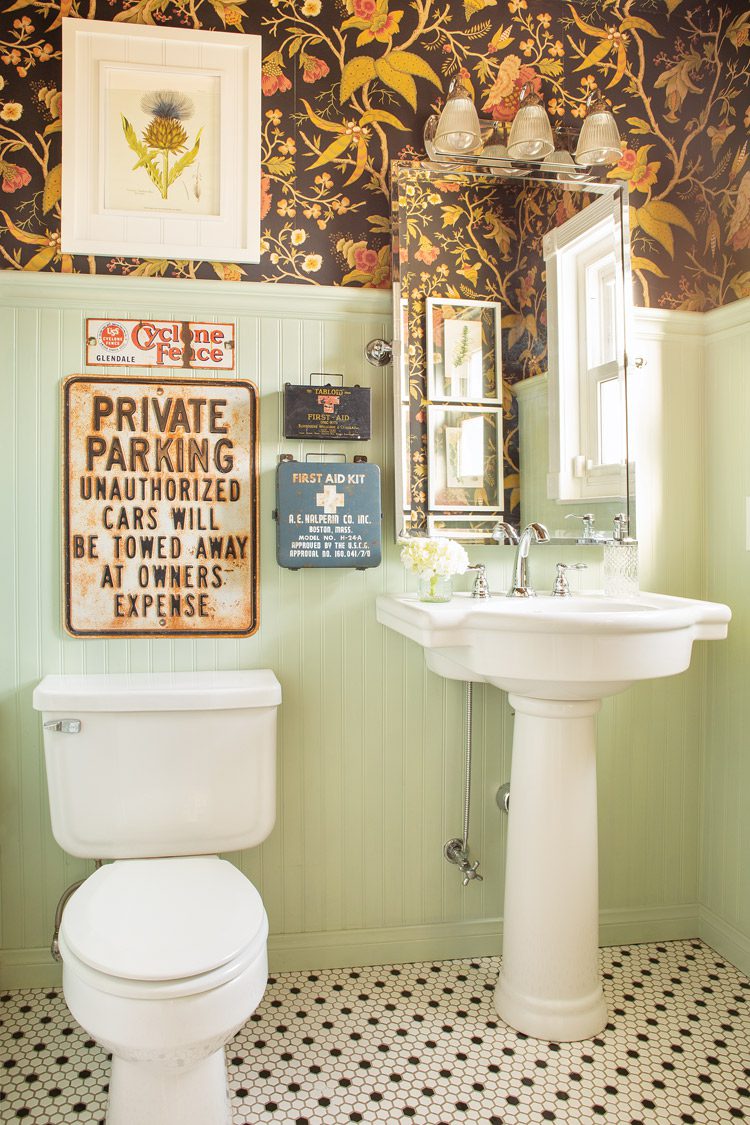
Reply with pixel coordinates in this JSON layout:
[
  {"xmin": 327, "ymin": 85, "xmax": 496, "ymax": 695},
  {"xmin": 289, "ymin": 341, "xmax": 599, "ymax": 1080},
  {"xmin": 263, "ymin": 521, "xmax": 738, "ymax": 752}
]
[{"xmin": 0, "ymin": 0, "xmax": 747, "ymax": 307}]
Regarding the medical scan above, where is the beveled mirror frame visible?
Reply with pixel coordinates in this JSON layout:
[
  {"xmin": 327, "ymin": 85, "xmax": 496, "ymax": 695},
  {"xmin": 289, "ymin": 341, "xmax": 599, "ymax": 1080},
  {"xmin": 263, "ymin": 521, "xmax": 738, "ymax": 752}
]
[{"xmin": 391, "ymin": 159, "xmax": 633, "ymax": 546}]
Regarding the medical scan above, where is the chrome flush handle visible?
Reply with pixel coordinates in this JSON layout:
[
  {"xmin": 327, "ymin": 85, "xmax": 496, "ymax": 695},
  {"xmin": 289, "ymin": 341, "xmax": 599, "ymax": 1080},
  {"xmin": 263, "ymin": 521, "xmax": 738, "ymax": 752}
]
[{"xmin": 43, "ymin": 719, "xmax": 82, "ymax": 734}]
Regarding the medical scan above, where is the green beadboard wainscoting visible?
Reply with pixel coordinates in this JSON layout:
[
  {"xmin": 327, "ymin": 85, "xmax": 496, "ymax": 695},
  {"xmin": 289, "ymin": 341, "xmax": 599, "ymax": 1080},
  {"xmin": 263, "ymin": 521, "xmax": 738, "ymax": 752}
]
[
  {"xmin": 701, "ymin": 300, "xmax": 750, "ymax": 973},
  {"xmin": 0, "ymin": 273, "xmax": 746, "ymax": 988}
]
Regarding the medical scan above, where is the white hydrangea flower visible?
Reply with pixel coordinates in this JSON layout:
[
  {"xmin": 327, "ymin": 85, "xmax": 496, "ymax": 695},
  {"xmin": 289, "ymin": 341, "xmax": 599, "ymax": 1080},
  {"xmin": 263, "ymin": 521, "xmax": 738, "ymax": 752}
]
[{"xmin": 399, "ymin": 537, "xmax": 469, "ymax": 579}]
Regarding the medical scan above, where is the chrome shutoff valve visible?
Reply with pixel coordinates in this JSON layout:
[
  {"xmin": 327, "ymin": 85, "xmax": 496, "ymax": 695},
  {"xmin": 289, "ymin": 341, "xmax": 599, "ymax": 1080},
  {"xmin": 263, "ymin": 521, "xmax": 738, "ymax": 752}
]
[{"xmin": 461, "ymin": 860, "xmax": 483, "ymax": 886}]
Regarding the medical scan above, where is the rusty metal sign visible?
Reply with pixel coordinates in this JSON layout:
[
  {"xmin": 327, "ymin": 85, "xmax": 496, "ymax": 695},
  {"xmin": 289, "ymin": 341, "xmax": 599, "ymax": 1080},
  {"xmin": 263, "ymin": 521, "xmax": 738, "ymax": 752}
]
[
  {"xmin": 63, "ymin": 374, "xmax": 259, "ymax": 637},
  {"xmin": 86, "ymin": 319, "xmax": 235, "ymax": 369}
]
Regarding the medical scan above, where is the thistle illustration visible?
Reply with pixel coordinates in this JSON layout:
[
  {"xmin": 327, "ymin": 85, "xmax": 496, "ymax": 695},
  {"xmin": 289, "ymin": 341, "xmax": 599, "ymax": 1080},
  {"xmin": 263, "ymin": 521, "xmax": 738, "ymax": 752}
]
[{"xmin": 121, "ymin": 90, "xmax": 202, "ymax": 202}]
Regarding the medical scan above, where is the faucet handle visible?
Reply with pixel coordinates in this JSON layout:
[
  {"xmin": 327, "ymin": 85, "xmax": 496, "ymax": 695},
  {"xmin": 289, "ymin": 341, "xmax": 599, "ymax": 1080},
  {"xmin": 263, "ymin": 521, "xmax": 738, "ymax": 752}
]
[
  {"xmin": 466, "ymin": 563, "xmax": 490, "ymax": 599},
  {"xmin": 462, "ymin": 860, "xmax": 483, "ymax": 886},
  {"xmin": 551, "ymin": 562, "xmax": 587, "ymax": 598},
  {"xmin": 565, "ymin": 513, "xmax": 596, "ymax": 541}
]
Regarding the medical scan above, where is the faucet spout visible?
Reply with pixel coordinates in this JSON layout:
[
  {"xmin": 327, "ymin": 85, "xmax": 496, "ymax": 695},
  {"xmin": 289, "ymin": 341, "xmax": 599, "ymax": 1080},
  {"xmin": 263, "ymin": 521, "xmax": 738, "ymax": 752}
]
[{"xmin": 508, "ymin": 522, "xmax": 550, "ymax": 597}]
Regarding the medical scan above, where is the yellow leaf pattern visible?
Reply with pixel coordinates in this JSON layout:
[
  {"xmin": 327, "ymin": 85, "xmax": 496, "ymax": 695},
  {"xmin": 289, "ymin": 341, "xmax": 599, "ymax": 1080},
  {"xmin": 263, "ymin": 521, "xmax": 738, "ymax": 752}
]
[{"xmin": 0, "ymin": 0, "xmax": 744, "ymax": 309}]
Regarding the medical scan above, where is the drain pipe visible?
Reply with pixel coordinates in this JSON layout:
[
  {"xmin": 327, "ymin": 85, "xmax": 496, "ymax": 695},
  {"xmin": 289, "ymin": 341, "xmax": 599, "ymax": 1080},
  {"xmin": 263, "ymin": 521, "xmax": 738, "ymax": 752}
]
[{"xmin": 444, "ymin": 682, "xmax": 483, "ymax": 886}]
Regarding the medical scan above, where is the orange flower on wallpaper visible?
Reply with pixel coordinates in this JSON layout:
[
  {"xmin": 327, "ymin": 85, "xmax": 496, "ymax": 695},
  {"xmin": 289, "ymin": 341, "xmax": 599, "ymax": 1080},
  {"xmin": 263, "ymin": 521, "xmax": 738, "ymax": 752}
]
[
  {"xmin": 414, "ymin": 235, "xmax": 439, "ymax": 265},
  {"xmin": 337, "ymin": 237, "xmax": 390, "ymax": 287},
  {"xmin": 0, "ymin": 159, "xmax": 30, "ymax": 192},
  {"xmin": 608, "ymin": 146, "xmax": 661, "ymax": 193},
  {"xmin": 342, "ymin": 0, "xmax": 403, "ymax": 46},
  {"xmin": 260, "ymin": 175, "xmax": 272, "ymax": 220},
  {"xmin": 482, "ymin": 57, "xmax": 541, "ymax": 122},
  {"xmin": 301, "ymin": 54, "xmax": 329, "ymax": 83},
  {"xmin": 261, "ymin": 51, "xmax": 292, "ymax": 96}
]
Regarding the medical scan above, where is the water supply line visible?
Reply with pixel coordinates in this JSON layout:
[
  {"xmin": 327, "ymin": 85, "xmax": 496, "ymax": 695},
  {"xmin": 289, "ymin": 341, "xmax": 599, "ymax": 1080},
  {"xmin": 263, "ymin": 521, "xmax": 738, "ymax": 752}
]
[{"xmin": 444, "ymin": 682, "xmax": 483, "ymax": 886}]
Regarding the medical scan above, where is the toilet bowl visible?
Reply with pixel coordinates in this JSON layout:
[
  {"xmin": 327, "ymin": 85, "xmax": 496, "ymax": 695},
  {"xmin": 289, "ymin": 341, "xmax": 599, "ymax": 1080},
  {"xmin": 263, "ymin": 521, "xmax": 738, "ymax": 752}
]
[
  {"xmin": 58, "ymin": 857, "xmax": 267, "ymax": 1125},
  {"xmin": 33, "ymin": 670, "xmax": 282, "ymax": 1125}
]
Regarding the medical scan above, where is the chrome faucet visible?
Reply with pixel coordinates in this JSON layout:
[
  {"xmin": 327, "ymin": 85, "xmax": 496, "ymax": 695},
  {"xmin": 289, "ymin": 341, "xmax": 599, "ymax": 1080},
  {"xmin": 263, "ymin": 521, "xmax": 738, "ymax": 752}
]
[
  {"xmin": 507, "ymin": 522, "xmax": 550, "ymax": 597},
  {"xmin": 491, "ymin": 520, "xmax": 519, "ymax": 547}
]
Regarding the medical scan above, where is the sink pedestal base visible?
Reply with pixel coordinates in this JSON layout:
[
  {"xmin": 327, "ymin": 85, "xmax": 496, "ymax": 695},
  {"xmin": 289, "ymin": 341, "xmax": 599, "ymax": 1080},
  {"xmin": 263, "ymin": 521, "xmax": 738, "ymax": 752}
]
[{"xmin": 495, "ymin": 695, "xmax": 607, "ymax": 1042}]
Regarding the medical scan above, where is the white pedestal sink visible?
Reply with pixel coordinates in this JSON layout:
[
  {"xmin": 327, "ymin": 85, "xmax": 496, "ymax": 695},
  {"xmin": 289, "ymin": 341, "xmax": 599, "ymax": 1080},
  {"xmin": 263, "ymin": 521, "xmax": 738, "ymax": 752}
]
[{"xmin": 376, "ymin": 590, "xmax": 730, "ymax": 1042}]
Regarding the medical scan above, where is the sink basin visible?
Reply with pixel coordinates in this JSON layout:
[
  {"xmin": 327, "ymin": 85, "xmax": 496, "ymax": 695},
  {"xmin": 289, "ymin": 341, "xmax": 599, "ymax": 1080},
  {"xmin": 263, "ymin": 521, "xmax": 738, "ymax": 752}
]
[
  {"xmin": 376, "ymin": 589, "xmax": 730, "ymax": 1042},
  {"xmin": 376, "ymin": 590, "xmax": 730, "ymax": 700}
]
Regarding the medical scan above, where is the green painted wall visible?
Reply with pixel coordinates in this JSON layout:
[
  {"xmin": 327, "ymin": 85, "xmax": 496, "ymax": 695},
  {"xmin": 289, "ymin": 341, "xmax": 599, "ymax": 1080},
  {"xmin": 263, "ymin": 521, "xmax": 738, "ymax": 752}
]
[
  {"xmin": 0, "ymin": 274, "xmax": 739, "ymax": 988},
  {"xmin": 701, "ymin": 301, "xmax": 750, "ymax": 971}
]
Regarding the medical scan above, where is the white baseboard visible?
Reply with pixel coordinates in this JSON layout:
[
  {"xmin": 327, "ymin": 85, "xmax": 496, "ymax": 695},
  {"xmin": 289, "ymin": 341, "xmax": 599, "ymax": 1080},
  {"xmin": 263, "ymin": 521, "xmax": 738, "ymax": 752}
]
[
  {"xmin": 0, "ymin": 905, "xmax": 716, "ymax": 989},
  {"xmin": 698, "ymin": 906, "xmax": 750, "ymax": 977}
]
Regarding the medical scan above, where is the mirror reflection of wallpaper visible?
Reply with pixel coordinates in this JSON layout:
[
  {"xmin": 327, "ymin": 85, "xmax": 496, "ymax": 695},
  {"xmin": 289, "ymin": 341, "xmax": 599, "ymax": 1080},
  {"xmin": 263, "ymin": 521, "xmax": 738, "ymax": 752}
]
[
  {"xmin": 0, "ymin": 1, "xmax": 746, "ymax": 305},
  {"xmin": 396, "ymin": 162, "xmax": 606, "ymax": 533}
]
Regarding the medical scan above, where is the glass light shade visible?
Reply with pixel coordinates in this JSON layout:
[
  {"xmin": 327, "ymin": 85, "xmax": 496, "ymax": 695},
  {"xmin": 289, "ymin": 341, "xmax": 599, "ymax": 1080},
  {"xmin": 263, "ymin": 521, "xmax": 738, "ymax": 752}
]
[
  {"xmin": 434, "ymin": 80, "xmax": 481, "ymax": 154},
  {"xmin": 423, "ymin": 114, "xmax": 440, "ymax": 161},
  {"xmin": 544, "ymin": 149, "xmax": 589, "ymax": 182},
  {"xmin": 480, "ymin": 124, "xmax": 508, "ymax": 169},
  {"xmin": 575, "ymin": 107, "xmax": 621, "ymax": 166},
  {"xmin": 507, "ymin": 102, "xmax": 554, "ymax": 160}
]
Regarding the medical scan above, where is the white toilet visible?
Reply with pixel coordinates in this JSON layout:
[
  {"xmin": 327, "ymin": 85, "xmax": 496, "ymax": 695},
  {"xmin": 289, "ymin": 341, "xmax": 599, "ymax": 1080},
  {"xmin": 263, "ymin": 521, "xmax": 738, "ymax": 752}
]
[{"xmin": 33, "ymin": 669, "xmax": 282, "ymax": 1125}]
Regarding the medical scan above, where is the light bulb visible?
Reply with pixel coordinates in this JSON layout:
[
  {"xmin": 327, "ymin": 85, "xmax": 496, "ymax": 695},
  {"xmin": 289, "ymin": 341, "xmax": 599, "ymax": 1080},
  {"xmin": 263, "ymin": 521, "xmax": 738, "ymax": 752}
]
[
  {"xmin": 507, "ymin": 84, "xmax": 554, "ymax": 160},
  {"xmin": 575, "ymin": 91, "xmax": 621, "ymax": 166},
  {"xmin": 434, "ymin": 77, "xmax": 482, "ymax": 154}
]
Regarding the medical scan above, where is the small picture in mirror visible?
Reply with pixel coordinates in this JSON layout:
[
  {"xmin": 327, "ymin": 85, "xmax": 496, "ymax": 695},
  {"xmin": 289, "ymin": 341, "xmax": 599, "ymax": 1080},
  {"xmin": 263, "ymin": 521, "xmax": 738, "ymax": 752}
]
[
  {"xmin": 426, "ymin": 298, "xmax": 501, "ymax": 404},
  {"xmin": 427, "ymin": 405, "xmax": 503, "ymax": 512},
  {"xmin": 427, "ymin": 514, "xmax": 503, "ymax": 543}
]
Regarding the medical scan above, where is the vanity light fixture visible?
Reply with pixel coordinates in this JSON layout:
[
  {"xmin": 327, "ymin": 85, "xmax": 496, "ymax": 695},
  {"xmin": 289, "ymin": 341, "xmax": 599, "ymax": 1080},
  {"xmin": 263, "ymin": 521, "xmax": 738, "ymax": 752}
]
[
  {"xmin": 506, "ymin": 82, "xmax": 554, "ymax": 160},
  {"xmin": 544, "ymin": 125, "xmax": 590, "ymax": 182},
  {"xmin": 574, "ymin": 88, "xmax": 622, "ymax": 166},
  {"xmin": 427, "ymin": 80, "xmax": 622, "ymax": 179},
  {"xmin": 479, "ymin": 122, "xmax": 527, "ymax": 178},
  {"xmin": 433, "ymin": 76, "xmax": 482, "ymax": 154},
  {"xmin": 423, "ymin": 113, "xmax": 440, "ymax": 161}
]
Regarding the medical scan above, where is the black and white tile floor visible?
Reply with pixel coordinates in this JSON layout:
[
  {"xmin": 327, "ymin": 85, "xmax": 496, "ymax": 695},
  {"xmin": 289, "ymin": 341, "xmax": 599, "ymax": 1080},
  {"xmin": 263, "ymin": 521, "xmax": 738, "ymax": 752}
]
[{"xmin": 0, "ymin": 940, "xmax": 748, "ymax": 1124}]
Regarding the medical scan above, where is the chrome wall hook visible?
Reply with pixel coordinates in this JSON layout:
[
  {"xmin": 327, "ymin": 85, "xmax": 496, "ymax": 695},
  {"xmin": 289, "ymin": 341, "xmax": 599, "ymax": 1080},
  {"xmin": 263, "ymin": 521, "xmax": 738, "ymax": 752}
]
[{"xmin": 364, "ymin": 338, "xmax": 393, "ymax": 367}]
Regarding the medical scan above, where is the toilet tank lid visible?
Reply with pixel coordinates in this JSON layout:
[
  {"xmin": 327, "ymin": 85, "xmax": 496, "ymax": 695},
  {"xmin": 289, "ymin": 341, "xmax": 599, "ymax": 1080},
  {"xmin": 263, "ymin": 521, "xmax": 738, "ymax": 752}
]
[{"xmin": 33, "ymin": 670, "xmax": 281, "ymax": 712}]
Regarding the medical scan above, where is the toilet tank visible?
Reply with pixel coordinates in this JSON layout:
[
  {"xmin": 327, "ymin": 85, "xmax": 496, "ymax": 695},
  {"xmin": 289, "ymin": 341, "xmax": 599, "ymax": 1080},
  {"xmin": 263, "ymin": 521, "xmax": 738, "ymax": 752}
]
[{"xmin": 32, "ymin": 671, "xmax": 281, "ymax": 860}]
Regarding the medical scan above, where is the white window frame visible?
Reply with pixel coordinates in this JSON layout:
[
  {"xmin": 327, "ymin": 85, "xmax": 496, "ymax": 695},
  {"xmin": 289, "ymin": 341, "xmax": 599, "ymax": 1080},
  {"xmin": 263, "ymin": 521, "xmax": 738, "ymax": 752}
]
[{"xmin": 544, "ymin": 193, "xmax": 627, "ymax": 502}]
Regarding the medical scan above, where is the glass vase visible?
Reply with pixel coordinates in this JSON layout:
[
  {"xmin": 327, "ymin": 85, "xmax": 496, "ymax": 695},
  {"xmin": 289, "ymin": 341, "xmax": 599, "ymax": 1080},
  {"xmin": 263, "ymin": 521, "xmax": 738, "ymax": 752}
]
[{"xmin": 418, "ymin": 574, "xmax": 453, "ymax": 603}]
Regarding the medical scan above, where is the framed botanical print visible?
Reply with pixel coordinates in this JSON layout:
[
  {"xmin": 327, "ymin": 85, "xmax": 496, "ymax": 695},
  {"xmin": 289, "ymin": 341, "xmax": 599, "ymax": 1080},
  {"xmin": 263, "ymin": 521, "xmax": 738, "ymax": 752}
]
[
  {"xmin": 426, "ymin": 297, "xmax": 502, "ymax": 404},
  {"xmin": 426, "ymin": 405, "xmax": 504, "ymax": 512},
  {"xmin": 61, "ymin": 18, "xmax": 261, "ymax": 263}
]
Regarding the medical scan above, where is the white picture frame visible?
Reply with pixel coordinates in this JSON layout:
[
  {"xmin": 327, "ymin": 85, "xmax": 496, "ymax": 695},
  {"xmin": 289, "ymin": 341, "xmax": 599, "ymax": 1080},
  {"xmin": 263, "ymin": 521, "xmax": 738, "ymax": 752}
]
[
  {"xmin": 426, "ymin": 405, "xmax": 504, "ymax": 513},
  {"xmin": 427, "ymin": 515, "xmax": 505, "ymax": 542},
  {"xmin": 61, "ymin": 18, "xmax": 261, "ymax": 264},
  {"xmin": 426, "ymin": 297, "xmax": 502, "ymax": 404}
]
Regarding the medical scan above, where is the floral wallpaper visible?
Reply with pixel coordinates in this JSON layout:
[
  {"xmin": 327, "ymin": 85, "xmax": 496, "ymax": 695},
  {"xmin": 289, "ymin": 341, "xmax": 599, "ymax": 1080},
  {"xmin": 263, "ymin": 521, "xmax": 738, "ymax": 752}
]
[{"xmin": 0, "ymin": 0, "xmax": 747, "ymax": 307}]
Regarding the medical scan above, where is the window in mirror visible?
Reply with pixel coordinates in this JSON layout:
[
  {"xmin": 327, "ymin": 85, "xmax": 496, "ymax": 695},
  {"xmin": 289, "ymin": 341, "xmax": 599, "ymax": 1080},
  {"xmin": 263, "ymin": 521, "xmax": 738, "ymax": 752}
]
[{"xmin": 544, "ymin": 193, "xmax": 626, "ymax": 504}]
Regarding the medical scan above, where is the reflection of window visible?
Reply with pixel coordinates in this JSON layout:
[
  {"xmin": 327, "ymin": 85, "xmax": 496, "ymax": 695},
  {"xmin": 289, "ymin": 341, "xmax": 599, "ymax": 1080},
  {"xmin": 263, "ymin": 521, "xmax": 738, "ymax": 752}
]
[{"xmin": 544, "ymin": 194, "xmax": 626, "ymax": 502}]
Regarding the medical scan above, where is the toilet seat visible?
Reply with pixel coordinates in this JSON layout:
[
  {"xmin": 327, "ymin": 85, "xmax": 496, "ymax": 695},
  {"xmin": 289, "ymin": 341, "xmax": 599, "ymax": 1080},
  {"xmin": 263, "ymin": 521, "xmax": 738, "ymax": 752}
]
[{"xmin": 60, "ymin": 856, "xmax": 267, "ymax": 995}]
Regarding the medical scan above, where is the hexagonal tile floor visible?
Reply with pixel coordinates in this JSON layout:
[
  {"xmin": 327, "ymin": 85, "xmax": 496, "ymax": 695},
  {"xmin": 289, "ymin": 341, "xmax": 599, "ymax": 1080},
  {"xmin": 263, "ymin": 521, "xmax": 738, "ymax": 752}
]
[{"xmin": 0, "ymin": 940, "xmax": 747, "ymax": 1123}]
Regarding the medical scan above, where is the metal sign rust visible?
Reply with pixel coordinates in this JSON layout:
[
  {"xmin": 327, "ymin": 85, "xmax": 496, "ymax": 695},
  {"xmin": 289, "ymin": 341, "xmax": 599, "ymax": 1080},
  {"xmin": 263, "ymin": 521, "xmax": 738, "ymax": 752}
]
[{"xmin": 63, "ymin": 374, "xmax": 259, "ymax": 637}]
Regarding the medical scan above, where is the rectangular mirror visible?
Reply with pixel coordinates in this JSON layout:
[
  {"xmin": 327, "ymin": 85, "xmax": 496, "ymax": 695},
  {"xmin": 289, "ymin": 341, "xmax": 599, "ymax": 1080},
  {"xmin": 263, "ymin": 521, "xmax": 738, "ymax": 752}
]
[{"xmin": 391, "ymin": 160, "xmax": 633, "ymax": 545}]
